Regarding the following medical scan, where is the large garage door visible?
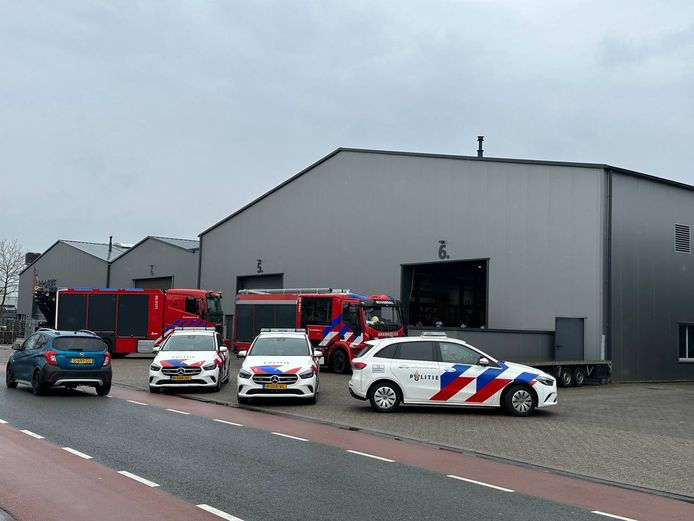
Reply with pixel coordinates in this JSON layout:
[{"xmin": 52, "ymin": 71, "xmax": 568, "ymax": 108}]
[
  {"xmin": 401, "ymin": 260, "xmax": 488, "ymax": 328},
  {"xmin": 133, "ymin": 277, "xmax": 173, "ymax": 290},
  {"xmin": 237, "ymin": 274, "xmax": 283, "ymax": 291}
]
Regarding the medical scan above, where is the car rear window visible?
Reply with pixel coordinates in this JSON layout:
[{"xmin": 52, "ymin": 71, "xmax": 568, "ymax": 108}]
[{"xmin": 53, "ymin": 337, "xmax": 107, "ymax": 352}]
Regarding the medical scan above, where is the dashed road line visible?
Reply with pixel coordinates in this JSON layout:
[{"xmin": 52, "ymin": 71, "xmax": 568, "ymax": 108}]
[
  {"xmin": 166, "ymin": 408, "xmax": 190, "ymax": 415},
  {"xmin": 271, "ymin": 432, "xmax": 308, "ymax": 442},
  {"xmin": 447, "ymin": 474, "xmax": 514, "ymax": 493},
  {"xmin": 117, "ymin": 470, "xmax": 159, "ymax": 487},
  {"xmin": 20, "ymin": 429, "xmax": 44, "ymax": 439},
  {"xmin": 62, "ymin": 447, "xmax": 93, "ymax": 459},
  {"xmin": 197, "ymin": 504, "xmax": 245, "ymax": 520},
  {"xmin": 213, "ymin": 419, "xmax": 244, "ymax": 427},
  {"xmin": 346, "ymin": 450, "xmax": 395, "ymax": 463},
  {"xmin": 127, "ymin": 399, "xmax": 148, "ymax": 406},
  {"xmin": 592, "ymin": 511, "xmax": 638, "ymax": 521}
]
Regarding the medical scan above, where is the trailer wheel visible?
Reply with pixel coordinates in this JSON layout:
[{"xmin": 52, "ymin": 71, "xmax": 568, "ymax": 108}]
[
  {"xmin": 573, "ymin": 367, "xmax": 586, "ymax": 387},
  {"xmin": 558, "ymin": 368, "xmax": 574, "ymax": 388},
  {"xmin": 330, "ymin": 349, "xmax": 349, "ymax": 374}
]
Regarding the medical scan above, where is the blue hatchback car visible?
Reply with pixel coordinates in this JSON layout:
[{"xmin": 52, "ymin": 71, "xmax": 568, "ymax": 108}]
[{"xmin": 6, "ymin": 328, "xmax": 112, "ymax": 396}]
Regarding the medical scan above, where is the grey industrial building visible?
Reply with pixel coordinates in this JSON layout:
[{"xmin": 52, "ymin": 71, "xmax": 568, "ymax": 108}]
[
  {"xmin": 17, "ymin": 240, "xmax": 129, "ymax": 318},
  {"xmin": 17, "ymin": 236, "xmax": 199, "ymax": 319},
  {"xmin": 199, "ymin": 147, "xmax": 694, "ymax": 382},
  {"xmin": 109, "ymin": 236, "xmax": 199, "ymax": 290}
]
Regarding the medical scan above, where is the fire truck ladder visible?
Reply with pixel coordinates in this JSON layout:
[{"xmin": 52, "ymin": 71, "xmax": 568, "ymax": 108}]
[{"xmin": 237, "ymin": 288, "xmax": 351, "ymax": 295}]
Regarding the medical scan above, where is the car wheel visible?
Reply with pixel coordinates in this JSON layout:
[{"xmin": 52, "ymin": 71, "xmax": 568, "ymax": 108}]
[
  {"xmin": 237, "ymin": 395, "xmax": 250, "ymax": 405},
  {"xmin": 149, "ymin": 386, "xmax": 160, "ymax": 393},
  {"xmin": 222, "ymin": 367, "xmax": 230, "ymax": 384},
  {"xmin": 503, "ymin": 384, "xmax": 536, "ymax": 416},
  {"xmin": 558, "ymin": 368, "xmax": 574, "ymax": 388},
  {"xmin": 32, "ymin": 370, "xmax": 47, "ymax": 396},
  {"xmin": 214, "ymin": 370, "xmax": 222, "ymax": 391},
  {"xmin": 96, "ymin": 382, "xmax": 111, "ymax": 396},
  {"xmin": 330, "ymin": 350, "xmax": 349, "ymax": 374},
  {"xmin": 368, "ymin": 382, "xmax": 401, "ymax": 413},
  {"xmin": 573, "ymin": 367, "xmax": 586, "ymax": 387},
  {"xmin": 5, "ymin": 364, "xmax": 17, "ymax": 389}
]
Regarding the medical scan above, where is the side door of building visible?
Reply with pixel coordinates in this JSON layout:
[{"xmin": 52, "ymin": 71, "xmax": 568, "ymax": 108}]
[
  {"xmin": 13, "ymin": 333, "xmax": 40, "ymax": 381},
  {"xmin": 388, "ymin": 341, "xmax": 440, "ymax": 403},
  {"xmin": 435, "ymin": 341, "xmax": 507, "ymax": 405}
]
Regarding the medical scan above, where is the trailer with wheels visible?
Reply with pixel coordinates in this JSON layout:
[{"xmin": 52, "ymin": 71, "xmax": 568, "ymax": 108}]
[{"xmin": 529, "ymin": 360, "xmax": 612, "ymax": 387}]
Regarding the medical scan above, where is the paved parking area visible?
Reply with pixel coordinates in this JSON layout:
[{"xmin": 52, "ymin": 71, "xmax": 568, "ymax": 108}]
[{"xmin": 2, "ymin": 346, "xmax": 693, "ymax": 498}]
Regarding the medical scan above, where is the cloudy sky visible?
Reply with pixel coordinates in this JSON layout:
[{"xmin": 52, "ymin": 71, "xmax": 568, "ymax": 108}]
[{"xmin": 2, "ymin": 0, "xmax": 694, "ymax": 253}]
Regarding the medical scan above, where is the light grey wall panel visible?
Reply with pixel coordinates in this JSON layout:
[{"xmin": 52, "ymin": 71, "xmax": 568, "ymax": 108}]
[
  {"xmin": 17, "ymin": 242, "xmax": 107, "ymax": 316},
  {"xmin": 109, "ymin": 238, "xmax": 198, "ymax": 289},
  {"xmin": 200, "ymin": 151, "xmax": 605, "ymax": 360},
  {"xmin": 610, "ymin": 172, "xmax": 694, "ymax": 381}
]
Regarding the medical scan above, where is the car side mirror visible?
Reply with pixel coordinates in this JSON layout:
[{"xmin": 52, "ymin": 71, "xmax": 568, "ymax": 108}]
[
  {"xmin": 478, "ymin": 356, "xmax": 491, "ymax": 366},
  {"xmin": 12, "ymin": 342, "xmax": 22, "ymax": 351},
  {"xmin": 152, "ymin": 346, "xmax": 160, "ymax": 353},
  {"xmin": 313, "ymin": 349, "xmax": 324, "ymax": 361},
  {"xmin": 238, "ymin": 350, "xmax": 247, "ymax": 358},
  {"xmin": 220, "ymin": 346, "xmax": 228, "ymax": 353}
]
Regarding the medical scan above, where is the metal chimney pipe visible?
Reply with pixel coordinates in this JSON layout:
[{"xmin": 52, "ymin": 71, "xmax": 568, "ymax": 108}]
[
  {"xmin": 477, "ymin": 136, "xmax": 484, "ymax": 158},
  {"xmin": 108, "ymin": 235, "xmax": 113, "ymax": 253}
]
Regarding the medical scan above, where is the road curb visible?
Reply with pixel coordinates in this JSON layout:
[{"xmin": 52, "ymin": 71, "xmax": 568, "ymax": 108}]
[{"xmin": 112, "ymin": 381, "xmax": 694, "ymax": 504}]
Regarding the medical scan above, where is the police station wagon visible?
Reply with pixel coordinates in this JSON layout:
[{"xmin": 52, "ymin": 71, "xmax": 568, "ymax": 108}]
[{"xmin": 348, "ymin": 333, "xmax": 557, "ymax": 416}]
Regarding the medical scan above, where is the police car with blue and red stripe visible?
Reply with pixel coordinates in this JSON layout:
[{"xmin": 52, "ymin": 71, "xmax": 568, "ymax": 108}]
[{"xmin": 348, "ymin": 332, "xmax": 557, "ymax": 416}]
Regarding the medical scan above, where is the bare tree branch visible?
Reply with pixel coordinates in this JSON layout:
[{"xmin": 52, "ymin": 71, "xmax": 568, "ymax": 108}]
[{"xmin": 0, "ymin": 239, "xmax": 25, "ymax": 321}]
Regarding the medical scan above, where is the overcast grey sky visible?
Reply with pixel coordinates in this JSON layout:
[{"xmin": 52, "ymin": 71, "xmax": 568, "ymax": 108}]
[{"xmin": 2, "ymin": 0, "xmax": 694, "ymax": 253}]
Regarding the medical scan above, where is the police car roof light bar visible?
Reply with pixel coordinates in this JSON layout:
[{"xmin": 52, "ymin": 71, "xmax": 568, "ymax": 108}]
[
  {"xmin": 259, "ymin": 328, "xmax": 307, "ymax": 333},
  {"xmin": 421, "ymin": 331, "xmax": 448, "ymax": 337}
]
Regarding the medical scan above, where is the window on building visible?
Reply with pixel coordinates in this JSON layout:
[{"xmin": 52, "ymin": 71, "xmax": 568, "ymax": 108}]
[{"xmin": 678, "ymin": 324, "xmax": 694, "ymax": 361}]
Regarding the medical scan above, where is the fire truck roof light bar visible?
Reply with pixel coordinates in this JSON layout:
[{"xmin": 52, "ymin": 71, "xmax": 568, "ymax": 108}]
[{"xmin": 238, "ymin": 288, "xmax": 351, "ymax": 295}]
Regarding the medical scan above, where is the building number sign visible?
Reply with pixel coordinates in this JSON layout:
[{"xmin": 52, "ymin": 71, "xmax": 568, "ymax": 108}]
[
  {"xmin": 438, "ymin": 240, "xmax": 450, "ymax": 260},
  {"xmin": 257, "ymin": 259, "xmax": 264, "ymax": 274}
]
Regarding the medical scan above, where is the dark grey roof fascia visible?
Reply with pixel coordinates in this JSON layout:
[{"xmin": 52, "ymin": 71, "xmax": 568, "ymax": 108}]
[
  {"xmin": 110, "ymin": 236, "xmax": 199, "ymax": 265},
  {"xmin": 198, "ymin": 147, "xmax": 694, "ymax": 237},
  {"xmin": 151, "ymin": 236, "xmax": 200, "ymax": 251}
]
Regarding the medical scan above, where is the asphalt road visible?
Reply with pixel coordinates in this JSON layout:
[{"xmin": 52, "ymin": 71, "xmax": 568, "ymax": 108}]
[
  {"xmin": 104, "ymin": 353, "xmax": 694, "ymax": 498},
  {"xmin": 4, "ymin": 383, "xmax": 690, "ymax": 521}
]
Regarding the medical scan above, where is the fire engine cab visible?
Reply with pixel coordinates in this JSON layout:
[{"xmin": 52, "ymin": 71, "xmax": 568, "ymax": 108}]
[{"xmin": 233, "ymin": 288, "xmax": 405, "ymax": 373}]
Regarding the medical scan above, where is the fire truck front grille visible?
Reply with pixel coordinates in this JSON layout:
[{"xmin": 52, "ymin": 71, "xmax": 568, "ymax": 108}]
[
  {"xmin": 162, "ymin": 367, "xmax": 203, "ymax": 376},
  {"xmin": 252, "ymin": 374, "xmax": 299, "ymax": 384}
]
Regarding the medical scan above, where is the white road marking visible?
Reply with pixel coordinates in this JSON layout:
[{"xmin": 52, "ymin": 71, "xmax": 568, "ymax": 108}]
[
  {"xmin": 117, "ymin": 470, "xmax": 159, "ymax": 487},
  {"xmin": 127, "ymin": 400, "xmax": 148, "ymax": 406},
  {"xmin": 592, "ymin": 511, "xmax": 638, "ymax": 521},
  {"xmin": 20, "ymin": 429, "xmax": 44, "ymax": 439},
  {"xmin": 447, "ymin": 474, "xmax": 514, "ymax": 493},
  {"xmin": 213, "ymin": 419, "xmax": 244, "ymax": 427},
  {"xmin": 62, "ymin": 447, "xmax": 92, "ymax": 459},
  {"xmin": 166, "ymin": 408, "xmax": 190, "ymax": 415},
  {"xmin": 0, "ymin": 419, "xmax": 7, "ymax": 424},
  {"xmin": 346, "ymin": 450, "xmax": 395, "ymax": 463},
  {"xmin": 197, "ymin": 504, "xmax": 244, "ymax": 520},
  {"xmin": 271, "ymin": 432, "xmax": 308, "ymax": 442}
]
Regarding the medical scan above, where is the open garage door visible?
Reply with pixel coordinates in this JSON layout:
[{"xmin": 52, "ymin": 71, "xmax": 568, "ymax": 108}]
[
  {"xmin": 132, "ymin": 277, "xmax": 173, "ymax": 290},
  {"xmin": 401, "ymin": 260, "xmax": 487, "ymax": 328},
  {"xmin": 237, "ymin": 273, "xmax": 284, "ymax": 291}
]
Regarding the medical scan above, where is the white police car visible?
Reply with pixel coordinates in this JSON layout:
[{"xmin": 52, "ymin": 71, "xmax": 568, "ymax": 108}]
[
  {"xmin": 348, "ymin": 333, "xmax": 557, "ymax": 416},
  {"xmin": 149, "ymin": 328, "xmax": 230, "ymax": 392},
  {"xmin": 236, "ymin": 330, "xmax": 322, "ymax": 405}
]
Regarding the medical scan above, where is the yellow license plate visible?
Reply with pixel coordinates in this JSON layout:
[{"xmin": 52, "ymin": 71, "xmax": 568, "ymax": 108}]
[
  {"xmin": 172, "ymin": 375, "xmax": 192, "ymax": 381},
  {"xmin": 70, "ymin": 358, "xmax": 93, "ymax": 364},
  {"xmin": 265, "ymin": 383, "xmax": 287, "ymax": 390}
]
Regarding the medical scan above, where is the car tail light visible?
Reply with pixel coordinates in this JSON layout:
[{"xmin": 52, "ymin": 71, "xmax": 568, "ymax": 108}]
[
  {"xmin": 44, "ymin": 351, "xmax": 58, "ymax": 366},
  {"xmin": 103, "ymin": 352, "xmax": 111, "ymax": 367},
  {"xmin": 352, "ymin": 361, "xmax": 367, "ymax": 370}
]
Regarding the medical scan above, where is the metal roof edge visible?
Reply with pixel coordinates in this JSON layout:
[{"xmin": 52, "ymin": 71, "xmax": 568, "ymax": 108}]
[
  {"xmin": 18, "ymin": 240, "xmax": 62, "ymax": 276},
  {"xmin": 109, "ymin": 236, "xmax": 199, "ymax": 265}
]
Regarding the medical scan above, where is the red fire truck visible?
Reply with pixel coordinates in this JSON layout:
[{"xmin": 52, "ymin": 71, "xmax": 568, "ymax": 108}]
[
  {"xmin": 53, "ymin": 288, "xmax": 224, "ymax": 355},
  {"xmin": 233, "ymin": 288, "xmax": 405, "ymax": 373}
]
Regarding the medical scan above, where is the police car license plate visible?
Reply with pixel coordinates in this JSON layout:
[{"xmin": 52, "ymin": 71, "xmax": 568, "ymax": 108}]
[
  {"xmin": 70, "ymin": 358, "xmax": 93, "ymax": 364},
  {"xmin": 265, "ymin": 383, "xmax": 287, "ymax": 390},
  {"xmin": 172, "ymin": 375, "xmax": 192, "ymax": 381}
]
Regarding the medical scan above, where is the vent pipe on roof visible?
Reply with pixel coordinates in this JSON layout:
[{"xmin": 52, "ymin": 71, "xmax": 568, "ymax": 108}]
[
  {"xmin": 477, "ymin": 136, "xmax": 484, "ymax": 158},
  {"xmin": 108, "ymin": 236, "xmax": 113, "ymax": 253}
]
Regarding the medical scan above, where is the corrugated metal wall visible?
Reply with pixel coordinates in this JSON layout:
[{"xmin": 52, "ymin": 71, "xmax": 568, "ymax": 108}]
[{"xmin": 200, "ymin": 151, "xmax": 606, "ymax": 361}]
